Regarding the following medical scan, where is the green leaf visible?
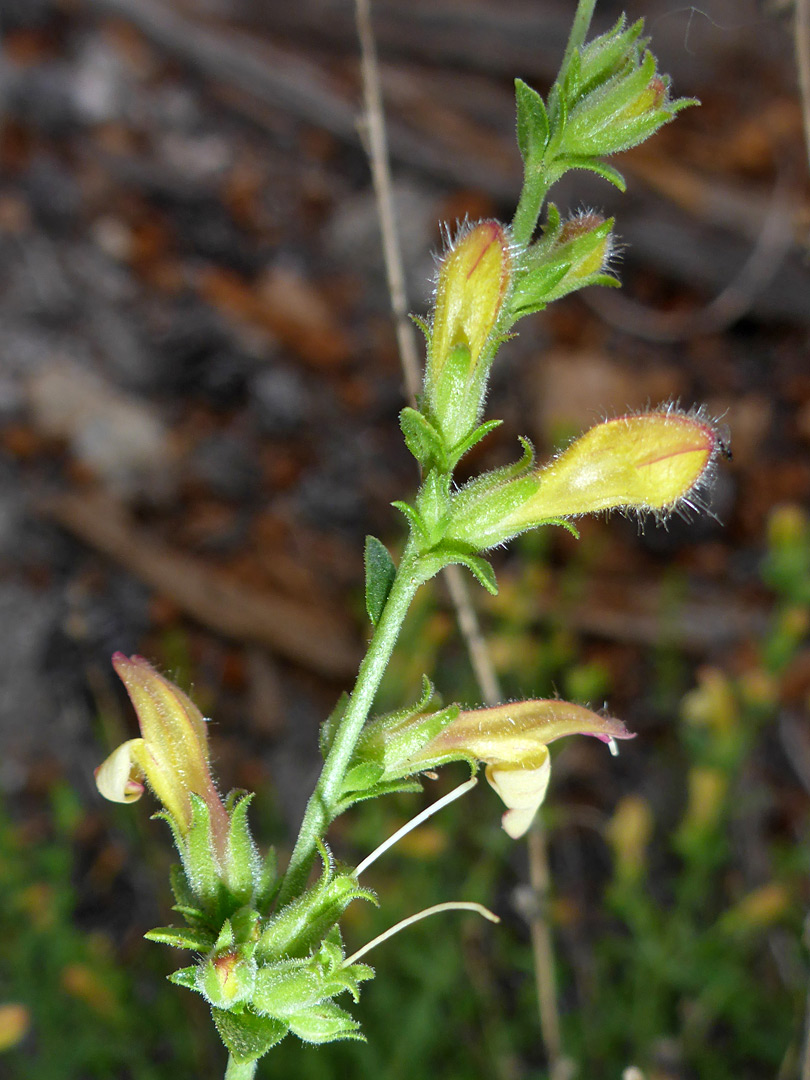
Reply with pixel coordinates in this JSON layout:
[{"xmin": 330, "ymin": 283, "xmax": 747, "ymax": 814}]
[
  {"xmin": 545, "ymin": 518, "xmax": 581, "ymax": 539},
  {"xmin": 172, "ymin": 902, "xmax": 208, "ymax": 924},
  {"xmin": 561, "ymin": 47, "xmax": 583, "ymax": 101},
  {"xmin": 168, "ymin": 964, "xmax": 199, "ymax": 990},
  {"xmin": 409, "ymin": 312, "xmax": 431, "ymax": 344},
  {"xmin": 556, "ymin": 156, "xmax": 627, "ymax": 190},
  {"xmin": 320, "ymin": 692, "xmax": 349, "ymax": 759},
  {"xmin": 416, "ymin": 468, "xmax": 451, "ymax": 543},
  {"xmin": 225, "ymin": 792, "xmax": 260, "ymax": 905},
  {"xmin": 144, "ymin": 925, "xmax": 216, "ymax": 951},
  {"xmin": 340, "ymin": 761, "xmax": 386, "ymax": 795},
  {"xmin": 448, "ymin": 419, "xmax": 502, "ymax": 469},
  {"xmin": 391, "ymin": 500, "xmax": 428, "ymax": 540},
  {"xmin": 400, "ymin": 406, "xmax": 445, "ymax": 469},
  {"xmin": 454, "ymin": 553, "xmax": 499, "ymax": 595},
  {"xmin": 255, "ymin": 846, "xmax": 278, "ymax": 914},
  {"xmin": 213, "ymin": 1007, "xmax": 288, "ymax": 1063},
  {"xmin": 364, "ymin": 536, "xmax": 397, "ymax": 626},
  {"xmin": 515, "ymin": 79, "xmax": 550, "ymax": 164},
  {"xmin": 415, "ymin": 549, "xmax": 499, "ymax": 595},
  {"xmin": 316, "ymin": 931, "xmax": 345, "ymax": 971},
  {"xmin": 340, "ymin": 963, "xmax": 375, "ymax": 1001},
  {"xmin": 287, "ymin": 1001, "xmax": 363, "ymax": 1044},
  {"xmin": 510, "ymin": 261, "xmax": 572, "ymax": 317},
  {"xmin": 169, "ymin": 864, "xmax": 195, "ymax": 910},
  {"xmin": 333, "ymin": 779, "xmax": 423, "ymax": 815},
  {"xmin": 589, "ymin": 272, "xmax": 622, "ymax": 290},
  {"xmin": 214, "ymin": 919, "xmax": 235, "ymax": 953},
  {"xmin": 184, "ymin": 794, "xmax": 223, "ymax": 910},
  {"xmin": 577, "ymin": 17, "xmax": 645, "ymax": 100}
]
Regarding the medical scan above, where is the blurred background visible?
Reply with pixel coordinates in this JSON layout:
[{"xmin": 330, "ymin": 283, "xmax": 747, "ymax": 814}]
[{"xmin": 1, "ymin": 0, "xmax": 809, "ymax": 1077}]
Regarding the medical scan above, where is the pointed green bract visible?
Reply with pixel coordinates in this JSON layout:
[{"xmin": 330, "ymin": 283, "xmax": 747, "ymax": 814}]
[
  {"xmin": 319, "ymin": 692, "xmax": 349, "ymax": 760},
  {"xmin": 213, "ymin": 1009, "xmax": 289, "ymax": 1063},
  {"xmin": 185, "ymin": 794, "xmax": 225, "ymax": 910},
  {"xmin": 144, "ymin": 925, "xmax": 216, "ymax": 951},
  {"xmin": 222, "ymin": 793, "xmax": 259, "ymax": 905},
  {"xmin": 168, "ymin": 966, "xmax": 199, "ymax": 990},
  {"xmin": 400, "ymin": 406, "xmax": 446, "ymax": 470},
  {"xmin": 515, "ymin": 78, "xmax": 550, "ymax": 164},
  {"xmin": 287, "ymin": 1002, "xmax": 364, "ymax": 1044}
]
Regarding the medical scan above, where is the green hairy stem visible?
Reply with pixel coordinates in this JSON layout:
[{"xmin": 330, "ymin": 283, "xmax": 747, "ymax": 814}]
[
  {"xmin": 224, "ymin": 1056, "xmax": 258, "ymax": 1080},
  {"xmin": 278, "ymin": 545, "xmax": 422, "ymax": 905}
]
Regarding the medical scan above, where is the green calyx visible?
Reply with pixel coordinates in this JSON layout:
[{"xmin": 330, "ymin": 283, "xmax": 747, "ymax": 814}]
[
  {"xmin": 336, "ymin": 677, "xmax": 462, "ymax": 804},
  {"xmin": 156, "ymin": 843, "xmax": 377, "ymax": 1062},
  {"xmin": 510, "ymin": 205, "xmax": 618, "ymax": 319},
  {"xmin": 154, "ymin": 790, "xmax": 277, "ymax": 931}
]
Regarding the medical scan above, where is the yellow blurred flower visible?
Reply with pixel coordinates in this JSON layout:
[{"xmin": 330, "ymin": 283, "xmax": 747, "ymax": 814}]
[{"xmin": 0, "ymin": 1004, "xmax": 29, "ymax": 1053}]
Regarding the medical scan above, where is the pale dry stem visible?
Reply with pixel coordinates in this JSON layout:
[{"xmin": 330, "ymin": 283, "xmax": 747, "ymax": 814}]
[{"xmin": 796, "ymin": 0, "xmax": 810, "ymax": 171}]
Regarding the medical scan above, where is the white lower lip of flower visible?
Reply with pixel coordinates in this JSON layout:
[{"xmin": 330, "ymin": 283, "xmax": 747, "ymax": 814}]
[
  {"xmin": 94, "ymin": 739, "xmax": 145, "ymax": 804},
  {"xmin": 486, "ymin": 752, "xmax": 551, "ymax": 839}
]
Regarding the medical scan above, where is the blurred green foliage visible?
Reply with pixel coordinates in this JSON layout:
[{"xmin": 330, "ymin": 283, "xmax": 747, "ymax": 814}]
[{"xmin": 0, "ymin": 785, "xmax": 209, "ymax": 1079}]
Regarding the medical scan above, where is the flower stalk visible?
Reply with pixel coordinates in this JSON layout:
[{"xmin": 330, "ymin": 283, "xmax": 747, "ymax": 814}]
[
  {"xmin": 89, "ymin": 2, "xmax": 716, "ymax": 1072},
  {"xmin": 224, "ymin": 1058, "xmax": 257, "ymax": 1080}
]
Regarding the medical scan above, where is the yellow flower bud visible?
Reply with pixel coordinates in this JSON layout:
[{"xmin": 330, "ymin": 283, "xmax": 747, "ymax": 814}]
[
  {"xmin": 508, "ymin": 409, "xmax": 717, "ymax": 524},
  {"xmin": 425, "ymin": 221, "xmax": 512, "ymax": 445},
  {"xmin": 681, "ymin": 667, "xmax": 738, "ymax": 736},
  {"xmin": 0, "ymin": 1004, "xmax": 29, "ymax": 1053},
  {"xmin": 555, "ymin": 211, "xmax": 613, "ymax": 279},
  {"xmin": 607, "ymin": 794, "xmax": 654, "ymax": 881},
  {"xmin": 681, "ymin": 765, "xmax": 727, "ymax": 834},
  {"xmin": 767, "ymin": 503, "xmax": 808, "ymax": 549},
  {"xmin": 720, "ymin": 883, "xmax": 791, "ymax": 933},
  {"xmin": 430, "ymin": 221, "xmax": 512, "ymax": 382},
  {"xmin": 198, "ymin": 950, "xmax": 257, "ymax": 1009}
]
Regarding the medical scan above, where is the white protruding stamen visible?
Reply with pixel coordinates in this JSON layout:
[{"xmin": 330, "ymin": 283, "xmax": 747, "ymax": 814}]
[
  {"xmin": 607, "ymin": 737, "xmax": 619, "ymax": 757},
  {"xmin": 354, "ymin": 776, "xmax": 478, "ymax": 878},
  {"xmin": 342, "ymin": 900, "xmax": 500, "ymax": 968}
]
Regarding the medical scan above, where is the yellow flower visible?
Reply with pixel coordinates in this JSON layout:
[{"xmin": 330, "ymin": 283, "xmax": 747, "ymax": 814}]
[
  {"xmin": 95, "ymin": 654, "xmax": 229, "ymax": 849},
  {"xmin": 414, "ymin": 699, "xmax": 634, "ymax": 838}
]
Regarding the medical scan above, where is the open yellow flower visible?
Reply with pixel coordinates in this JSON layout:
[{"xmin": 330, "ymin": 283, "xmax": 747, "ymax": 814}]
[
  {"xmin": 95, "ymin": 654, "xmax": 229, "ymax": 850},
  {"xmin": 412, "ymin": 699, "xmax": 634, "ymax": 838}
]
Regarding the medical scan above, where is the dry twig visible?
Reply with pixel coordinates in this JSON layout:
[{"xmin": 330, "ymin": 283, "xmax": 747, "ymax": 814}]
[
  {"xmin": 796, "ymin": 0, "xmax": 810, "ymax": 171},
  {"xmin": 41, "ymin": 490, "xmax": 358, "ymax": 678},
  {"xmin": 586, "ymin": 177, "xmax": 797, "ymax": 341}
]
